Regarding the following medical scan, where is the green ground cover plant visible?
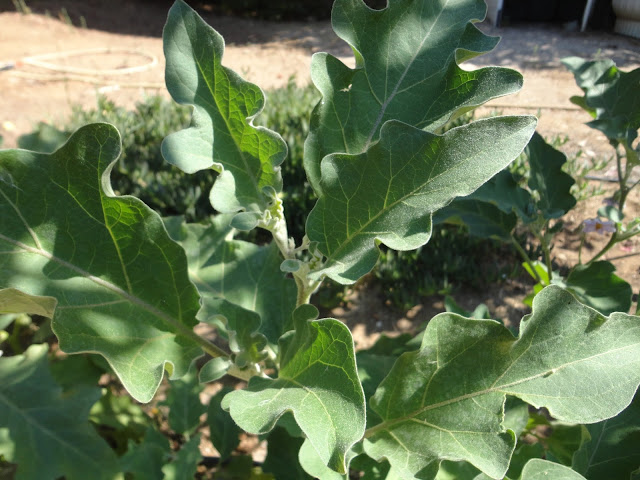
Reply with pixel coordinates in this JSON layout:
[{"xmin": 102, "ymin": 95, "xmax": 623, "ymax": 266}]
[{"xmin": 1, "ymin": 0, "xmax": 639, "ymax": 479}]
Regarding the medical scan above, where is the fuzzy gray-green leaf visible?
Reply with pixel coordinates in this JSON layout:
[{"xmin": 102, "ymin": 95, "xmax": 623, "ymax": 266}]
[
  {"xmin": 307, "ymin": 117, "xmax": 536, "ymax": 284},
  {"xmin": 364, "ymin": 286, "xmax": 640, "ymax": 479},
  {"xmin": 520, "ymin": 459, "xmax": 586, "ymax": 480},
  {"xmin": 222, "ymin": 305, "xmax": 365, "ymax": 474},
  {"xmin": 304, "ymin": 0, "xmax": 524, "ymax": 193}
]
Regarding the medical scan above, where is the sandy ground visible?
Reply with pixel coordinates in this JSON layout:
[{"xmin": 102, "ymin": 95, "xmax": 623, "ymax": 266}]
[{"xmin": 0, "ymin": 5, "xmax": 639, "ymax": 335}]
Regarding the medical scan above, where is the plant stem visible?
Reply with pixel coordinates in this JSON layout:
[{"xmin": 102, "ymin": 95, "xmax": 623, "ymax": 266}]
[
  {"xmin": 537, "ymin": 229, "xmax": 553, "ymax": 282},
  {"xmin": 587, "ymin": 141, "xmax": 636, "ymax": 264},
  {"xmin": 578, "ymin": 234, "xmax": 585, "ymax": 265},
  {"xmin": 186, "ymin": 329, "xmax": 229, "ymax": 359},
  {"xmin": 511, "ymin": 235, "xmax": 543, "ymax": 284}
]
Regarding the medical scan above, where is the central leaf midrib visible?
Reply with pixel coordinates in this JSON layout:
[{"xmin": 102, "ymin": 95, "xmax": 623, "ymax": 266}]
[
  {"xmin": 317, "ymin": 124, "xmax": 522, "ymax": 270},
  {"xmin": 193, "ymin": 45, "xmax": 263, "ymax": 209},
  {"xmin": 365, "ymin": 340, "xmax": 639, "ymax": 438},
  {"xmin": 0, "ymin": 232, "xmax": 195, "ymax": 342},
  {"xmin": 361, "ymin": 0, "xmax": 451, "ymax": 151}
]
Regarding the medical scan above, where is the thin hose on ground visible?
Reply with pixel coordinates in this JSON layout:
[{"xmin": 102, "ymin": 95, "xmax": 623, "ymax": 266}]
[{"xmin": 1, "ymin": 47, "xmax": 163, "ymax": 89}]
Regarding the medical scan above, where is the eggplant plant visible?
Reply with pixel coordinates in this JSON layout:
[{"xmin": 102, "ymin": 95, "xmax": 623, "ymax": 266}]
[{"xmin": 1, "ymin": 1, "xmax": 639, "ymax": 479}]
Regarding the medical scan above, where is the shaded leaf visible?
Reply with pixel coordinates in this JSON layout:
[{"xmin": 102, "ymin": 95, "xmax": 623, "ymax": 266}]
[
  {"xmin": 160, "ymin": 363, "xmax": 206, "ymax": 435},
  {"xmin": 506, "ymin": 443, "xmax": 545, "ymax": 480},
  {"xmin": 444, "ymin": 296, "xmax": 491, "ymax": 320},
  {"xmin": 89, "ymin": 388, "xmax": 150, "ymax": 454},
  {"xmin": 461, "ymin": 170, "xmax": 534, "ymax": 221},
  {"xmin": 213, "ymin": 455, "xmax": 272, "ymax": 480},
  {"xmin": 0, "ymin": 124, "xmax": 204, "ymax": 402},
  {"xmin": 0, "ymin": 288, "xmax": 56, "ymax": 317},
  {"xmin": 208, "ymin": 386, "xmax": 241, "ymax": 461},
  {"xmin": 350, "ymin": 454, "xmax": 393, "ymax": 480},
  {"xmin": 572, "ymin": 394, "xmax": 640, "ymax": 479},
  {"xmin": 503, "ymin": 397, "xmax": 530, "ymax": 439},
  {"xmin": 49, "ymin": 354, "xmax": 103, "ymax": 391},
  {"xmin": 304, "ymin": 0, "xmax": 524, "ymax": 193},
  {"xmin": 262, "ymin": 427, "xmax": 311, "ymax": 480},
  {"xmin": 0, "ymin": 344, "xmax": 119, "ymax": 480},
  {"xmin": 563, "ymin": 261, "xmax": 632, "ymax": 315},
  {"xmin": 434, "ymin": 198, "xmax": 517, "ymax": 241},
  {"xmin": 357, "ymin": 334, "xmax": 416, "ymax": 428},
  {"xmin": 164, "ymin": 216, "xmax": 296, "ymax": 346},
  {"xmin": 17, "ymin": 122, "xmax": 68, "ymax": 154},
  {"xmin": 525, "ymin": 132, "xmax": 576, "ymax": 219},
  {"xmin": 563, "ymin": 57, "xmax": 640, "ymax": 145},
  {"xmin": 307, "ymin": 117, "xmax": 536, "ymax": 284},
  {"xmin": 298, "ymin": 439, "xmax": 349, "ymax": 480},
  {"xmin": 199, "ymin": 357, "xmax": 232, "ymax": 383},
  {"xmin": 162, "ymin": 0, "xmax": 287, "ymax": 228},
  {"xmin": 206, "ymin": 298, "xmax": 268, "ymax": 367},
  {"xmin": 545, "ymin": 423, "xmax": 584, "ymax": 467},
  {"xmin": 120, "ymin": 426, "xmax": 171, "ymax": 480},
  {"xmin": 162, "ymin": 434, "xmax": 202, "ymax": 480},
  {"xmin": 364, "ymin": 286, "xmax": 640, "ymax": 479},
  {"xmin": 222, "ymin": 304, "xmax": 365, "ymax": 474},
  {"xmin": 435, "ymin": 460, "xmax": 481, "ymax": 480}
]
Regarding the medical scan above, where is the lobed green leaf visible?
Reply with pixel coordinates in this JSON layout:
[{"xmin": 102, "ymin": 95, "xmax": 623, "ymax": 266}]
[
  {"xmin": 364, "ymin": 286, "xmax": 640, "ymax": 479},
  {"xmin": 307, "ymin": 117, "xmax": 536, "ymax": 284},
  {"xmin": 563, "ymin": 57, "xmax": 640, "ymax": 145},
  {"xmin": 525, "ymin": 132, "xmax": 576, "ymax": 220},
  {"xmin": 304, "ymin": 0, "xmax": 525, "ymax": 194},
  {"xmin": 0, "ymin": 124, "xmax": 203, "ymax": 402},
  {"xmin": 162, "ymin": 0, "xmax": 287, "ymax": 229},
  {"xmin": 222, "ymin": 305, "xmax": 365, "ymax": 474},
  {"xmin": 164, "ymin": 216, "xmax": 296, "ymax": 346}
]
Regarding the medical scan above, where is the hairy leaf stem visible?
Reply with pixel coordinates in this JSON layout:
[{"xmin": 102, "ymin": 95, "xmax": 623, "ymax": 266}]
[
  {"xmin": 510, "ymin": 235, "xmax": 543, "ymax": 284},
  {"xmin": 534, "ymin": 227, "xmax": 553, "ymax": 283}
]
